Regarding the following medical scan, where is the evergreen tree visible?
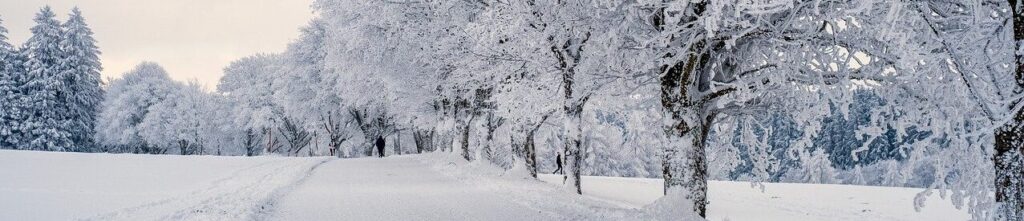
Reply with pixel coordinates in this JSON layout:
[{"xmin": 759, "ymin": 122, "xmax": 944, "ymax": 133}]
[
  {"xmin": 21, "ymin": 6, "xmax": 72, "ymax": 151},
  {"xmin": 60, "ymin": 7, "xmax": 103, "ymax": 151},
  {"xmin": 0, "ymin": 16, "xmax": 25, "ymax": 149}
]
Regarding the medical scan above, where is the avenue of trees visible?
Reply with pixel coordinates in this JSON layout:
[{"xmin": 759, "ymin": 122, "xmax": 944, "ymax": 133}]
[{"xmin": 1, "ymin": 1, "xmax": 1022, "ymax": 219}]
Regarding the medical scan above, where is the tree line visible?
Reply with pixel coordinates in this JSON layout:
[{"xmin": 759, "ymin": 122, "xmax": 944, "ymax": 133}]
[{"xmin": 1, "ymin": 1, "xmax": 1022, "ymax": 219}]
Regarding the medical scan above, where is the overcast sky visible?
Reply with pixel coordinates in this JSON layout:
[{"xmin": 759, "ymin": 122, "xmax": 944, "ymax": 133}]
[{"xmin": 0, "ymin": 0, "xmax": 315, "ymax": 89}]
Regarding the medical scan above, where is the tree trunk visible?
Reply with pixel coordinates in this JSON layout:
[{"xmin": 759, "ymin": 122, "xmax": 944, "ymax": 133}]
[
  {"xmin": 562, "ymin": 108, "xmax": 584, "ymax": 194},
  {"xmin": 367, "ymin": 141, "xmax": 374, "ymax": 157},
  {"xmin": 196, "ymin": 134, "xmax": 204, "ymax": 155},
  {"xmin": 997, "ymin": 1, "xmax": 1024, "ymax": 218},
  {"xmin": 322, "ymin": 113, "xmax": 347, "ymax": 158},
  {"xmin": 510, "ymin": 129, "xmax": 539, "ymax": 177},
  {"xmin": 364, "ymin": 134, "xmax": 375, "ymax": 157},
  {"xmin": 524, "ymin": 130, "xmax": 539, "ymax": 178},
  {"xmin": 518, "ymin": 113, "xmax": 552, "ymax": 178},
  {"xmin": 414, "ymin": 129, "xmax": 434, "ymax": 154},
  {"xmin": 460, "ymin": 116, "xmax": 475, "ymax": 161},
  {"xmin": 510, "ymin": 134, "xmax": 524, "ymax": 163},
  {"xmin": 178, "ymin": 140, "xmax": 189, "ymax": 155},
  {"xmin": 995, "ymin": 116, "xmax": 1023, "ymax": 219},
  {"xmin": 483, "ymin": 113, "xmax": 503, "ymax": 162},
  {"xmin": 483, "ymin": 129, "xmax": 494, "ymax": 162},
  {"xmin": 552, "ymin": 32, "xmax": 590, "ymax": 195},
  {"xmin": 442, "ymin": 121, "xmax": 455, "ymax": 153},
  {"xmin": 414, "ymin": 130, "xmax": 425, "ymax": 153},
  {"xmin": 394, "ymin": 131, "xmax": 402, "ymax": 155},
  {"xmin": 265, "ymin": 128, "xmax": 275, "ymax": 154},
  {"xmin": 659, "ymin": 34, "xmax": 712, "ymax": 216},
  {"xmin": 244, "ymin": 128, "xmax": 259, "ymax": 156},
  {"xmin": 435, "ymin": 126, "xmax": 452, "ymax": 153},
  {"xmin": 327, "ymin": 135, "xmax": 345, "ymax": 158},
  {"xmin": 348, "ymin": 108, "xmax": 384, "ymax": 157},
  {"xmin": 662, "ymin": 111, "xmax": 715, "ymax": 218},
  {"xmin": 562, "ymin": 94, "xmax": 587, "ymax": 194}
]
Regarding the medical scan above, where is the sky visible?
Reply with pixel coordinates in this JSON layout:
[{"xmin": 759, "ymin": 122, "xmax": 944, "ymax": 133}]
[{"xmin": 0, "ymin": 0, "xmax": 315, "ymax": 89}]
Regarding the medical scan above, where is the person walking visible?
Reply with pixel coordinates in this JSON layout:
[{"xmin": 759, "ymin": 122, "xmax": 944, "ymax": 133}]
[
  {"xmin": 375, "ymin": 136, "xmax": 386, "ymax": 158},
  {"xmin": 553, "ymin": 154, "xmax": 563, "ymax": 174}
]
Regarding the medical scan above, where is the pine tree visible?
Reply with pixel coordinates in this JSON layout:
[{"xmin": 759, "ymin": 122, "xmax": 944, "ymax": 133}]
[
  {"xmin": 0, "ymin": 16, "xmax": 24, "ymax": 149},
  {"xmin": 60, "ymin": 7, "xmax": 103, "ymax": 152},
  {"xmin": 21, "ymin": 6, "xmax": 72, "ymax": 151}
]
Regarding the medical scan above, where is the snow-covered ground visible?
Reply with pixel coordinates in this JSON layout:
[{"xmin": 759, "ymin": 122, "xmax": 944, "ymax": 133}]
[
  {"xmin": 0, "ymin": 150, "xmax": 971, "ymax": 221},
  {"xmin": 270, "ymin": 155, "xmax": 644, "ymax": 220},
  {"xmin": 0, "ymin": 150, "xmax": 330, "ymax": 220},
  {"xmin": 537, "ymin": 175, "xmax": 972, "ymax": 221}
]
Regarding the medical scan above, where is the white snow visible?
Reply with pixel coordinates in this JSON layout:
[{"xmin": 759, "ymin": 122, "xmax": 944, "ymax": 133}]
[
  {"xmin": 537, "ymin": 174, "xmax": 972, "ymax": 221},
  {"xmin": 0, "ymin": 150, "xmax": 973, "ymax": 221},
  {"xmin": 0, "ymin": 150, "xmax": 329, "ymax": 220},
  {"xmin": 270, "ymin": 154, "xmax": 644, "ymax": 220}
]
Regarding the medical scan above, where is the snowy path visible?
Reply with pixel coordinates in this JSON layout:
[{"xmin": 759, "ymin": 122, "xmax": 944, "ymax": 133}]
[
  {"xmin": 269, "ymin": 155, "xmax": 645, "ymax": 220},
  {"xmin": 0, "ymin": 150, "xmax": 331, "ymax": 221},
  {"xmin": 81, "ymin": 157, "xmax": 331, "ymax": 221}
]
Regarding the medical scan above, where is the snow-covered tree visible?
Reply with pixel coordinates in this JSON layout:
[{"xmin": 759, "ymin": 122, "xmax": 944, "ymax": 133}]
[
  {"xmin": 312, "ymin": 0, "xmax": 466, "ymax": 157},
  {"xmin": 796, "ymin": 2, "xmax": 1024, "ymax": 219},
  {"xmin": 581, "ymin": 92, "xmax": 664, "ymax": 179},
  {"xmin": 20, "ymin": 6, "xmax": 72, "ymax": 151},
  {"xmin": 0, "ymin": 16, "xmax": 26, "ymax": 149},
  {"xmin": 217, "ymin": 53, "xmax": 286, "ymax": 155},
  {"xmin": 138, "ymin": 81, "xmax": 210, "ymax": 155},
  {"xmin": 457, "ymin": 1, "xmax": 609, "ymax": 190},
  {"xmin": 95, "ymin": 62, "xmax": 177, "ymax": 153},
  {"xmin": 200, "ymin": 94, "xmax": 248, "ymax": 156},
  {"xmin": 274, "ymin": 19, "xmax": 349, "ymax": 157},
  {"xmin": 615, "ymin": 1, "xmax": 1023, "ymax": 218},
  {"xmin": 59, "ymin": 7, "xmax": 103, "ymax": 152},
  {"xmin": 71, "ymin": 0, "xmax": 1015, "ymax": 218}
]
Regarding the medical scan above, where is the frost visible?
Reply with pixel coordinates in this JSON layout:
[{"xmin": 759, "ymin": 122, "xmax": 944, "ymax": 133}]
[{"xmin": 1, "ymin": 0, "xmax": 1021, "ymax": 219}]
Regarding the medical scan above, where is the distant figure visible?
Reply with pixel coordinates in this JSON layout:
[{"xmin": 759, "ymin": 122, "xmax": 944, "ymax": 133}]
[
  {"xmin": 375, "ymin": 136, "xmax": 386, "ymax": 158},
  {"xmin": 553, "ymin": 154, "xmax": 563, "ymax": 174}
]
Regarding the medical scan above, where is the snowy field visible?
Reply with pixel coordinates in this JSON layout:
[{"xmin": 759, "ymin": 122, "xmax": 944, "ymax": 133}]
[
  {"xmin": 0, "ymin": 150, "xmax": 330, "ymax": 220},
  {"xmin": 537, "ymin": 175, "xmax": 971, "ymax": 221},
  {"xmin": 0, "ymin": 150, "xmax": 970, "ymax": 220}
]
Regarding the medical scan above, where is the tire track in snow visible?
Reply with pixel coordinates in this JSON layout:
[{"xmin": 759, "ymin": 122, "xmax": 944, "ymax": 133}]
[
  {"xmin": 79, "ymin": 157, "xmax": 331, "ymax": 221},
  {"xmin": 79, "ymin": 158, "xmax": 293, "ymax": 220},
  {"xmin": 251, "ymin": 158, "xmax": 331, "ymax": 221}
]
